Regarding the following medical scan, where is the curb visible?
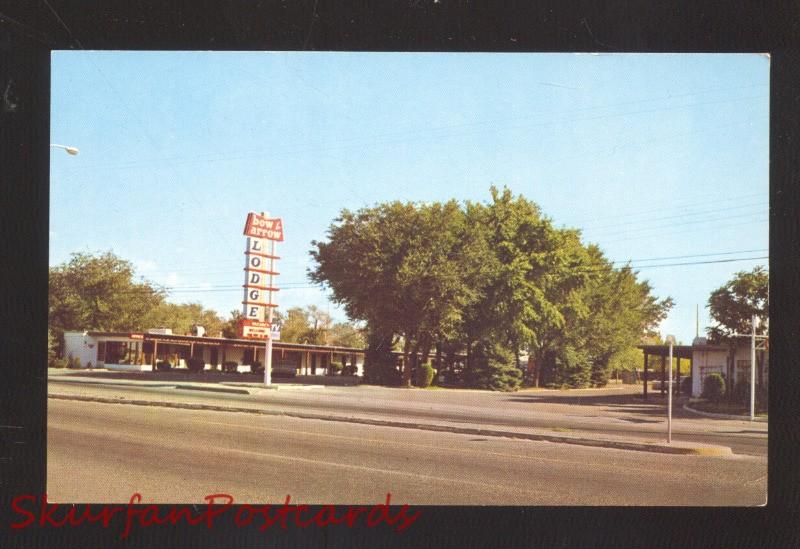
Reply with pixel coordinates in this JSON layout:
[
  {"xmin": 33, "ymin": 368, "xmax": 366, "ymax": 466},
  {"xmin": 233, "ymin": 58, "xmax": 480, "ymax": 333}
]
[
  {"xmin": 50, "ymin": 377, "xmax": 254, "ymax": 396},
  {"xmin": 174, "ymin": 385, "xmax": 252, "ymax": 395},
  {"xmin": 683, "ymin": 403, "xmax": 768, "ymax": 423},
  {"xmin": 48, "ymin": 392, "xmax": 732, "ymax": 456}
]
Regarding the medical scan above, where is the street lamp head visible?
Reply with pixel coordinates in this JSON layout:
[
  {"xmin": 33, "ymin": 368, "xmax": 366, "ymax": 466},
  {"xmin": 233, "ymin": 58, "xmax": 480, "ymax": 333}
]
[
  {"xmin": 665, "ymin": 334, "xmax": 676, "ymax": 345},
  {"xmin": 50, "ymin": 143, "xmax": 79, "ymax": 156}
]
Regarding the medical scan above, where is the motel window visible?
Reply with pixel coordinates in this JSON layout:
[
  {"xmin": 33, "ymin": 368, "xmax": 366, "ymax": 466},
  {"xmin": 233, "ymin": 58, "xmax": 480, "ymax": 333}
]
[
  {"xmin": 104, "ymin": 341, "xmax": 141, "ymax": 365},
  {"xmin": 96, "ymin": 341, "xmax": 106, "ymax": 362}
]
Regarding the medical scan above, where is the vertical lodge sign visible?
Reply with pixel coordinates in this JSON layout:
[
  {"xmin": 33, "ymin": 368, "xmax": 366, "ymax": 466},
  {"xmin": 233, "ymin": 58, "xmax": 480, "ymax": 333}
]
[
  {"xmin": 238, "ymin": 212, "xmax": 283, "ymax": 339},
  {"xmin": 238, "ymin": 212, "xmax": 283, "ymax": 386}
]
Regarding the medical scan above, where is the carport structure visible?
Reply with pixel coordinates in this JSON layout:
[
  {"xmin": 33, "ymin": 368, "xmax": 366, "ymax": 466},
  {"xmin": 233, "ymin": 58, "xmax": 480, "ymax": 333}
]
[{"xmin": 636, "ymin": 344, "xmax": 693, "ymax": 400}]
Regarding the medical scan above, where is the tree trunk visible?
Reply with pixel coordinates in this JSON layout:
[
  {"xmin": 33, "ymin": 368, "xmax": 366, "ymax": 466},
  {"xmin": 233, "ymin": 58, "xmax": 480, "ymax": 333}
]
[{"xmin": 401, "ymin": 337, "xmax": 412, "ymax": 387}]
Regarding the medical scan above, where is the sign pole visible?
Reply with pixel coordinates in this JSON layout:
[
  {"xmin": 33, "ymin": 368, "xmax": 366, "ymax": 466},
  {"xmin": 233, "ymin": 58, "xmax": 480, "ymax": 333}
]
[
  {"xmin": 750, "ymin": 314, "xmax": 757, "ymax": 421},
  {"xmin": 263, "ymin": 211, "xmax": 273, "ymax": 387},
  {"xmin": 264, "ymin": 236, "xmax": 274, "ymax": 387},
  {"xmin": 667, "ymin": 342, "xmax": 673, "ymax": 443}
]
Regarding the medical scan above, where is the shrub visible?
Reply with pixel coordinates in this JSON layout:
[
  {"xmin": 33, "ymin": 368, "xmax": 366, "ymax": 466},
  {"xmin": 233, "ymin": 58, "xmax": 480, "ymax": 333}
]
[
  {"xmin": 757, "ymin": 384, "xmax": 768, "ymax": 411},
  {"xmin": 223, "ymin": 361, "xmax": 239, "ymax": 373},
  {"xmin": 49, "ymin": 357, "xmax": 69, "ymax": 369},
  {"xmin": 249, "ymin": 361, "xmax": 264, "ymax": 374},
  {"xmin": 465, "ymin": 342, "xmax": 522, "ymax": 391},
  {"xmin": 342, "ymin": 364, "xmax": 357, "ymax": 376},
  {"xmin": 681, "ymin": 376, "xmax": 693, "ymax": 396},
  {"xmin": 155, "ymin": 360, "xmax": 172, "ymax": 371},
  {"xmin": 701, "ymin": 373, "xmax": 726, "ymax": 402},
  {"xmin": 734, "ymin": 379, "xmax": 751, "ymax": 405},
  {"xmin": 414, "ymin": 363, "xmax": 435, "ymax": 388},
  {"xmin": 68, "ymin": 356, "xmax": 83, "ymax": 369},
  {"xmin": 328, "ymin": 362, "xmax": 343, "ymax": 376},
  {"xmin": 187, "ymin": 357, "xmax": 205, "ymax": 372}
]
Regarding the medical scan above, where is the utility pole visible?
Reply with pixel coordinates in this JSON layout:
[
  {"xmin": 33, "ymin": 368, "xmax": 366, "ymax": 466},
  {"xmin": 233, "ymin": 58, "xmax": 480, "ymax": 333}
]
[
  {"xmin": 728, "ymin": 316, "xmax": 765, "ymax": 421},
  {"xmin": 696, "ymin": 304, "xmax": 699, "ymax": 339},
  {"xmin": 665, "ymin": 334, "xmax": 676, "ymax": 443},
  {"xmin": 750, "ymin": 314, "xmax": 757, "ymax": 421},
  {"xmin": 262, "ymin": 211, "xmax": 273, "ymax": 387}
]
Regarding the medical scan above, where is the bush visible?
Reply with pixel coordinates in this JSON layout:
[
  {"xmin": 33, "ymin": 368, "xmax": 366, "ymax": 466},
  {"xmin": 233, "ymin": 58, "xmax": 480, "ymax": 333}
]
[
  {"xmin": 328, "ymin": 362, "xmax": 343, "ymax": 376},
  {"xmin": 223, "ymin": 361, "xmax": 239, "ymax": 373},
  {"xmin": 68, "ymin": 356, "xmax": 83, "ymax": 369},
  {"xmin": 249, "ymin": 360, "xmax": 264, "ymax": 374},
  {"xmin": 342, "ymin": 364, "xmax": 357, "ymax": 376},
  {"xmin": 465, "ymin": 342, "xmax": 522, "ymax": 391},
  {"xmin": 414, "ymin": 363, "xmax": 435, "ymax": 388},
  {"xmin": 681, "ymin": 376, "xmax": 693, "ymax": 396},
  {"xmin": 757, "ymin": 384, "xmax": 768, "ymax": 411},
  {"xmin": 155, "ymin": 360, "xmax": 172, "ymax": 371},
  {"xmin": 49, "ymin": 357, "xmax": 69, "ymax": 369},
  {"xmin": 701, "ymin": 373, "xmax": 726, "ymax": 402},
  {"xmin": 733, "ymin": 379, "xmax": 751, "ymax": 405},
  {"xmin": 187, "ymin": 357, "xmax": 205, "ymax": 372}
]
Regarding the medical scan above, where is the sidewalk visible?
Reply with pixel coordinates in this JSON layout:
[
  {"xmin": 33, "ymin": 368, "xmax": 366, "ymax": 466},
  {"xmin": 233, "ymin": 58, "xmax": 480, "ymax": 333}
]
[{"xmin": 48, "ymin": 373, "xmax": 736, "ymax": 457}]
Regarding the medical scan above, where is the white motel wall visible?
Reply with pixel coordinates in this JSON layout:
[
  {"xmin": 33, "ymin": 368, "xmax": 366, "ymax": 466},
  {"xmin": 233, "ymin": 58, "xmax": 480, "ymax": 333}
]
[{"xmin": 690, "ymin": 342, "xmax": 769, "ymax": 397}]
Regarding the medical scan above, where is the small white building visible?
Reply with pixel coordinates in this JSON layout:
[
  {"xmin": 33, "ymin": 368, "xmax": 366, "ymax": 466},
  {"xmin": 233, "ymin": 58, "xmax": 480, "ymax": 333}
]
[
  {"xmin": 690, "ymin": 337, "xmax": 768, "ymax": 398},
  {"xmin": 637, "ymin": 337, "xmax": 768, "ymax": 398}
]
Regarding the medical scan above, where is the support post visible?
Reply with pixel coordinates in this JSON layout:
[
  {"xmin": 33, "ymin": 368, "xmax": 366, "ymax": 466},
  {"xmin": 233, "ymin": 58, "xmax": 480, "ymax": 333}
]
[
  {"xmin": 643, "ymin": 352, "xmax": 649, "ymax": 400},
  {"xmin": 661, "ymin": 354, "xmax": 666, "ymax": 396},
  {"xmin": 750, "ymin": 314, "xmax": 757, "ymax": 420},
  {"xmin": 668, "ymin": 343, "xmax": 673, "ymax": 443},
  {"xmin": 264, "ymin": 230, "xmax": 274, "ymax": 387}
]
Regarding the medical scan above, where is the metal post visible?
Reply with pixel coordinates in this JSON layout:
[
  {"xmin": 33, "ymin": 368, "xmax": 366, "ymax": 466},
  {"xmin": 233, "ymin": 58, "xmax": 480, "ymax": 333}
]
[
  {"xmin": 264, "ymin": 234, "xmax": 274, "ymax": 387},
  {"xmin": 750, "ymin": 314, "xmax": 756, "ymax": 420},
  {"xmin": 643, "ymin": 352, "xmax": 648, "ymax": 400},
  {"xmin": 668, "ymin": 342, "xmax": 673, "ymax": 443}
]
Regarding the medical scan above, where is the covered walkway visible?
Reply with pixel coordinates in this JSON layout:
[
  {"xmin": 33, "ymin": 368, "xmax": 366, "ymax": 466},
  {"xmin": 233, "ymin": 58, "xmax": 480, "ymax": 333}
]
[{"xmin": 636, "ymin": 344, "xmax": 693, "ymax": 400}]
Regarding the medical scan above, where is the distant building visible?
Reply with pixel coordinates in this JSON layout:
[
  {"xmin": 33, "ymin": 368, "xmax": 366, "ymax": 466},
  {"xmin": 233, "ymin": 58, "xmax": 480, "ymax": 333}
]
[
  {"xmin": 62, "ymin": 330, "xmax": 364, "ymax": 376},
  {"xmin": 637, "ymin": 338, "xmax": 768, "ymax": 398}
]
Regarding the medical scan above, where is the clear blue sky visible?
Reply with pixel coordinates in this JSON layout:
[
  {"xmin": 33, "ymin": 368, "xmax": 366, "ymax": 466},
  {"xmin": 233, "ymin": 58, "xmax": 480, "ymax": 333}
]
[{"xmin": 50, "ymin": 52, "xmax": 769, "ymax": 344}]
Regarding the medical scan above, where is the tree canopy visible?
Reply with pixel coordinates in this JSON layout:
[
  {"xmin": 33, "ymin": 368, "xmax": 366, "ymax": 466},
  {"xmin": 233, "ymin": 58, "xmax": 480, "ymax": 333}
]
[
  {"xmin": 310, "ymin": 187, "xmax": 673, "ymax": 390},
  {"xmin": 707, "ymin": 265, "xmax": 769, "ymax": 341},
  {"xmin": 49, "ymin": 251, "xmax": 224, "ymax": 353}
]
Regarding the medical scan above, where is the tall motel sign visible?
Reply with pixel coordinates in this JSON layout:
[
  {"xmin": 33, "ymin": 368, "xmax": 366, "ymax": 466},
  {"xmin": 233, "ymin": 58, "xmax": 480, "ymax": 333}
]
[{"xmin": 237, "ymin": 212, "xmax": 283, "ymax": 385}]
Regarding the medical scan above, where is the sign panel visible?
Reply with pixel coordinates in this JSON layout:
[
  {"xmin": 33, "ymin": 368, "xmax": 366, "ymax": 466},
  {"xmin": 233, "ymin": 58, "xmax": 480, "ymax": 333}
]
[
  {"xmin": 239, "ymin": 215, "xmax": 281, "ymax": 341},
  {"xmin": 238, "ymin": 319, "xmax": 271, "ymax": 340},
  {"xmin": 243, "ymin": 213, "xmax": 284, "ymax": 241}
]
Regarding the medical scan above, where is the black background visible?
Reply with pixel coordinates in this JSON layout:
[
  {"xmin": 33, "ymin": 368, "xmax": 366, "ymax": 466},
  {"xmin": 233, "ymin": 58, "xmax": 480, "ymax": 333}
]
[{"xmin": 1, "ymin": 2, "xmax": 798, "ymax": 547}]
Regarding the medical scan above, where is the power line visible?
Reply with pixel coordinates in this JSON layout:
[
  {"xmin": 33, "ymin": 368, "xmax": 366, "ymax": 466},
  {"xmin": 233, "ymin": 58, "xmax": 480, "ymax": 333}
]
[
  {"xmin": 59, "ymin": 92, "xmax": 767, "ymax": 173},
  {"xmin": 578, "ymin": 201, "xmax": 767, "ymax": 232},
  {"xmin": 157, "ymin": 253, "xmax": 770, "ymax": 293}
]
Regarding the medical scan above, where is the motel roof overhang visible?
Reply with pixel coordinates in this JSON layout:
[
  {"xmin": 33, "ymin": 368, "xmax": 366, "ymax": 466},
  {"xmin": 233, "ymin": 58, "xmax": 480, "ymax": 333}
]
[
  {"xmin": 86, "ymin": 331, "xmax": 365, "ymax": 354},
  {"xmin": 635, "ymin": 344, "xmax": 694, "ymax": 359}
]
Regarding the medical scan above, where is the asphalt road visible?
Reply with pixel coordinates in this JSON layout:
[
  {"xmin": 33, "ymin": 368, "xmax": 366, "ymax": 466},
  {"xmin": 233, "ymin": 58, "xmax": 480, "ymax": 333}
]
[
  {"xmin": 48, "ymin": 377, "xmax": 769, "ymax": 457},
  {"xmin": 48, "ymin": 398, "xmax": 766, "ymax": 505}
]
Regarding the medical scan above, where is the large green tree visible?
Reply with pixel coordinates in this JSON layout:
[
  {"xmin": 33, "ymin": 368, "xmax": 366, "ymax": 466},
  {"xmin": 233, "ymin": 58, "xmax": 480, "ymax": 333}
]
[
  {"xmin": 309, "ymin": 188, "xmax": 673, "ymax": 391},
  {"xmin": 310, "ymin": 200, "xmax": 485, "ymax": 385},
  {"xmin": 50, "ymin": 252, "xmax": 229, "ymax": 354},
  {"xmin": 49, "ymin": 252, "xmax": 166, "ymax": 352},
  {"xmin": 707, "ymin": 265, "xmax": 769, "ymax": 341}
]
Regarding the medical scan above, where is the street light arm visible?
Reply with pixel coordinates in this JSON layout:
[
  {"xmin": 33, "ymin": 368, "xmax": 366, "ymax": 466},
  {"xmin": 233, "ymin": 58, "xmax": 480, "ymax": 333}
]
[{"xmin": 50, "ymin": 143, "xmax": 79, "ymax": 155}]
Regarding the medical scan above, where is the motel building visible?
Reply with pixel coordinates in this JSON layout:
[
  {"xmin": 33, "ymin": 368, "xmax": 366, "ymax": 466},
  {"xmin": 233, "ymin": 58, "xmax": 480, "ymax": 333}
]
[
  {"xmin": 62, "ymin": 328, "xmax": 365, "ymax": 377},
  {"xmin": 637, "ymin": 336, "xmax": 769, "ymax": 398}
]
